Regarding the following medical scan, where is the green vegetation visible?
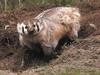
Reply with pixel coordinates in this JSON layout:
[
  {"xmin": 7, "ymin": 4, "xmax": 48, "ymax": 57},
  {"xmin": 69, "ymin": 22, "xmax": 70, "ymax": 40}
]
[
  {"xmin": 60, "ymin": 69, "xmax": 100, "ymax": 75},
  {"xmin": 0, "ymin": 0, "xmax": 80, "ymax": 11},
  {"xmin": 40, "ymin": 68, "xmax": 100, "ymax": 75}
]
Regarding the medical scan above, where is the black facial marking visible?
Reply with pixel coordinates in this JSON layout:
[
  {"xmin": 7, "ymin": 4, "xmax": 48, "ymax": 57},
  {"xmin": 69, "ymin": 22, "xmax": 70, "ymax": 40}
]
[
  {"xmin": 37, "ymin": 25, "xmax": 39, "ymax": 32},
  {"xmin": 22, "ymin": 26, "xmax": 24, "ymax": 34},
  {"xmin": 25, "ymin": 26, "xmax": 28, "ymax": 29},
  {"xmin": 33, "ymin": 25, "xmax": 35, "ymax": 27}
]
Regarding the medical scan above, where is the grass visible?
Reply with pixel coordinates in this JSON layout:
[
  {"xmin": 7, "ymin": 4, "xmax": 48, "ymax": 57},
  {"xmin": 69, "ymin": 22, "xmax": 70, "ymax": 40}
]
[
  {"xmin": 61, "ymin": 69, "xmax": 100, "ymax": 75},
  {"xmin": 1, "ymin": 0, "xmax": 80, "ymax": 11},
  {"xmin": 40, "ymin": 68, "xmax": 100, "ymax": 75}
]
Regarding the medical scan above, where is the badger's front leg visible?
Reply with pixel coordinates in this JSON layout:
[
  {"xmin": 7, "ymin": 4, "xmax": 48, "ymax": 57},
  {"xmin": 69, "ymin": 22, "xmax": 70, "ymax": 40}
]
[
  {"xmin": 13, "ymin": 46, "xmax": 27, "ymax": 71},
  {"xmin": 42, "ymin": 45, "xmax": 54, "ymax": 56},
  {"xmin": 41, "ymin": 45, "xmax": 54, "ymax": 61},
  {"xmin": 41, "ymin": 41, "xmax": 58, "ymax": 61},
  {"xmin": 15, "ymin": 43, "xmax": 26, "ymax": 70}
]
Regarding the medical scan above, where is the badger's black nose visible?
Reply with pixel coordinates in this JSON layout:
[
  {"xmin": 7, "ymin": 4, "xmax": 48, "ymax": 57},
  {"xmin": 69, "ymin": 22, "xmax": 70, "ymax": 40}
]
[{"xmin": 29, "ymin": 30, "xmax": 34, "ymax": 34}]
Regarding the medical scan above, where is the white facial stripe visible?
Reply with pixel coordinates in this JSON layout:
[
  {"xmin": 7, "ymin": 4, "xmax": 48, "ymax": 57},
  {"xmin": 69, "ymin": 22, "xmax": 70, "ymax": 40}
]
[
  {"xmin": 35, "ymin": 20, "xmax": 44, "ymax": 33},
  {"xmin": 22, "ymin": 23, "xmax": 28, "ymax": 34},
  {"xmin": 17, "ymin": 22, "xmax": 28, "ymax": 35},
  {"xmin": 17, "ymin": 23, "xmax": 23, "ymax": 34},
  {"xmin": 39, "ymin": 24, "xmax": 43, "ymax": 32}
]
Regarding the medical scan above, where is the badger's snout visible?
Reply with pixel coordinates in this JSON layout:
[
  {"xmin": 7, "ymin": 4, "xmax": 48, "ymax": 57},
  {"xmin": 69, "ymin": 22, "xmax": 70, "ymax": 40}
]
[
  {"xmin": 28, "ymin": 30, "xmax": 34, "ymax": 34},
  {"xmin": 26, "ymin": 26, "xmax": 35, "ymax": 34}
]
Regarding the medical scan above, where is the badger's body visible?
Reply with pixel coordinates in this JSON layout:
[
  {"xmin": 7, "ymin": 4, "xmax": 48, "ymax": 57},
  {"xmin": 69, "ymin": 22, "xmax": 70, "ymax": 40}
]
[{"xmin": 17, "ymin": 7, "xmax": 81, "ymax": 55}]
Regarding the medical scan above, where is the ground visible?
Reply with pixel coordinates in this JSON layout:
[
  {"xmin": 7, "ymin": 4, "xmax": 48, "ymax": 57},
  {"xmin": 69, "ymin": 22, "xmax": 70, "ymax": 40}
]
[{"xmin": 0, "ymin": 5, "xmax": 100, "ymax": 75}]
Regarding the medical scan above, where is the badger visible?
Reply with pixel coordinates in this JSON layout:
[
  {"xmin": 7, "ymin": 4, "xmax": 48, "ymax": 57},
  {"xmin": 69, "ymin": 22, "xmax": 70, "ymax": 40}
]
[{"xmin": 17, "ymin": 7, "xmax": 81, "ymax": 64}]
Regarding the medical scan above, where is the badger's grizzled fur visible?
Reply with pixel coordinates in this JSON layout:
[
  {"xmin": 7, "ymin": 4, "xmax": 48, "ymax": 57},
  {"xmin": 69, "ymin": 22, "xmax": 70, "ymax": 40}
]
[{"xmin": 17, "ymin": 7, "xmax": 81, "ymax": 58}]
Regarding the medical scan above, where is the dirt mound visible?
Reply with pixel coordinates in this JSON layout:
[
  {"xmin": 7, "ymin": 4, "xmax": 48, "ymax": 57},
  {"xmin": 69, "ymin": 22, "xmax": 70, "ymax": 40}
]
[
  {"xmin": 78, "ymin": 4, "xmax": 100, "ymax": 38},
  {"xmin": 87, "ymin": 0, "xmax": 100, "ymax": 9}
]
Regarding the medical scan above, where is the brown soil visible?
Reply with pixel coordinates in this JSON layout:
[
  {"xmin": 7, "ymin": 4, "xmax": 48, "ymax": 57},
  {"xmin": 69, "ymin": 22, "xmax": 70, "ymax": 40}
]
[{"xmin": 0, "ymin": 4, "xmax": 100, "ymax": 75}]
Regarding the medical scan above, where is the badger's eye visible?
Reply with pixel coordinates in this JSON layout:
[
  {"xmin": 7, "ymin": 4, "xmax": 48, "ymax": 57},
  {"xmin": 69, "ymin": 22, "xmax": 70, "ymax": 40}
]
[
  {"xmin": 25, "ymin": 26, "xmax": 28, "ymax": 29},
  {"xmin": 33, "ymin": 25, "xmax": 35, "ymax": 27}
]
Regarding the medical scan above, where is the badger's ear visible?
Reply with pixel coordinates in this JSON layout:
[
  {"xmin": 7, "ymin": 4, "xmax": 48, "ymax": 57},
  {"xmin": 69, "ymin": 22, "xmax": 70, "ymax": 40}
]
[
  {"xmin": 32, "ymin": 19, "xmax": 38, "ymax": 25},
  {"xmin": 33, "ymin": 18, "xmax": 38, "ymax": 22}
]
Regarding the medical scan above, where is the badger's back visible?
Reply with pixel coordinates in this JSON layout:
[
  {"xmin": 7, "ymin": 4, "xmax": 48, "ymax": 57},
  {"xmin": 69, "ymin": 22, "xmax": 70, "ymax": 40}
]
[
  {"xmin": 35, "ymin": 7, "xmax": 80, "ymax": 24},
  {"xmin": 34, "ymin": 7, "xmax": 81, "ymax": 40}
]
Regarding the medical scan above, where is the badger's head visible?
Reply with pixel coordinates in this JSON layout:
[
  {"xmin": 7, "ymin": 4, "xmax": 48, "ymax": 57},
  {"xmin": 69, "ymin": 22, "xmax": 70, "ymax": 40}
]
[{"xmin": 17, "ymin": 19, "xmax": 44, "ymax": 35}]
